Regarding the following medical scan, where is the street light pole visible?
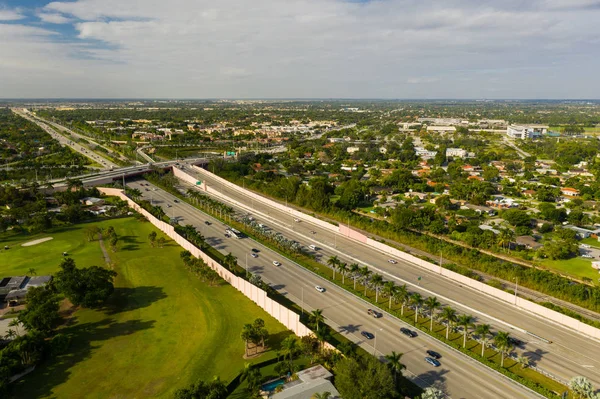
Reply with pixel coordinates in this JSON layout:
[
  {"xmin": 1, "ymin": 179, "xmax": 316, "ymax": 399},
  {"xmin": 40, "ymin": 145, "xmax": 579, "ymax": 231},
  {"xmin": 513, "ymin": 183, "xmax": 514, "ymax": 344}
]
[
  {"xmin": 301, "ymin": 287, "xmax": 304, "ymax": 316},
  {"xmin": 514, "ymin": 277, "xmax": 519, "ymax": 305}
]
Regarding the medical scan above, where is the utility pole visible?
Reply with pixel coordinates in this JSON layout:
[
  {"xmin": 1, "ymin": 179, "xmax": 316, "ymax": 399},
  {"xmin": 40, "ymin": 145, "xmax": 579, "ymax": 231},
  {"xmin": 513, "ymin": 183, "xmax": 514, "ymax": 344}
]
[{"xmin": 514, "ymin": 277, "xmax": 519, "ymax": 305}]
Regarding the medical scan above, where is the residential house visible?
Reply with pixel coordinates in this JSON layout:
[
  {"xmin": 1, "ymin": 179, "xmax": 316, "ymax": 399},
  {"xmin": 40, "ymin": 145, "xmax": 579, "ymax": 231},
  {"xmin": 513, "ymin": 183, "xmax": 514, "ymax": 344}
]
[
  {"xmin": 270, "ymin": 365, "xmax": 340, "ymax": 399},
  {"xmin": 516, "ymin": 236, "xmax": 543, "ymax": 250},
  {"xmin": 561, "ymin": 187, "xmax": 580, "ymax": 197}
]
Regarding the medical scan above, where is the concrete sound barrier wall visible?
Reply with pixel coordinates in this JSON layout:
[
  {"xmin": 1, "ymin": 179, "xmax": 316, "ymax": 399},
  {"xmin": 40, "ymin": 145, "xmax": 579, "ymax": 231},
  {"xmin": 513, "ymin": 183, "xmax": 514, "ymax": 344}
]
[
  {"xmin": 168, "ymin": 170, "xmax": 600, "ymax": 340},
  {"xmin": 98, "ymin": 187, "xmax": 313, "ymax": 339},
  {"xmin": 191, "ymin": 166, "xmax": 338, "ymax": 233}
]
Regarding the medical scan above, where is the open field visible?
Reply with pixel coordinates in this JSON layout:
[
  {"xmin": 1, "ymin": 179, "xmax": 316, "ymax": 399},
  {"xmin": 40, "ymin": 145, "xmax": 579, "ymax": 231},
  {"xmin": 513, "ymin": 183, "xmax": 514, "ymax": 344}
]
[
  {"xmin": 542, "ymin": 256, "xmax": 600, "ymax": 283},
  {"xmin": 2, "ymin": 217, "xmax": 290, "ymax": 398}
]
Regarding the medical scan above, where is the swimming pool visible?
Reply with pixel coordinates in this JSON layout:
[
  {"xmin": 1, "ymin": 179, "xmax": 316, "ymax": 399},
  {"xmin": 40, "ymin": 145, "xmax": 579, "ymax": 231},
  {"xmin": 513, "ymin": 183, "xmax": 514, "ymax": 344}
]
[{"xmin": 261, "ymin": 377, "xmax": 286, "ymax": 392}]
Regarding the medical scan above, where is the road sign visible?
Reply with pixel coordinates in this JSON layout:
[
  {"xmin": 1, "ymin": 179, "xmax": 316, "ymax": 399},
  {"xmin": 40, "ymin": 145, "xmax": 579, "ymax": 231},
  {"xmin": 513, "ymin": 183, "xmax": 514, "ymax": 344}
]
[{"xmin": 196, "ymin": 181, "xmax": 202, "ymax": 185}]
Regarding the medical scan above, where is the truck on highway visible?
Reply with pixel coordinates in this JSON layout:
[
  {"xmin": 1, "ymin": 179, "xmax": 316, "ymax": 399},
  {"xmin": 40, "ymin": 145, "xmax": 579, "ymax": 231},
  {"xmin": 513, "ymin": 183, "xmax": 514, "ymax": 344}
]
[{"xmin": 225, "ymin": 228, "xmax": 244, "ymax": 239}]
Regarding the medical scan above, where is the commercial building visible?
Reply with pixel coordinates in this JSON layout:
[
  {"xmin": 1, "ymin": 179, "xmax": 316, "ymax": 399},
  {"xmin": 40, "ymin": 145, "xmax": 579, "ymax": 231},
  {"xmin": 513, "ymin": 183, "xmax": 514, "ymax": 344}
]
[{"xmin": 506, "ymin": 125, "xmax": 548, "ymax": 139}]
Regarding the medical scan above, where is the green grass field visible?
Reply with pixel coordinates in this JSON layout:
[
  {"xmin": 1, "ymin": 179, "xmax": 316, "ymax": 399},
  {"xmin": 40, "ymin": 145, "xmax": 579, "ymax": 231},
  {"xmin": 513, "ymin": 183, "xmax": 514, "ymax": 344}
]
[
  {"xmin": 542, "ymin": 257, "xmax": 600, "ymax": 283},
  {"xmin": 2, "ymin": 217, "xmax": 290, "ymax": 399}
]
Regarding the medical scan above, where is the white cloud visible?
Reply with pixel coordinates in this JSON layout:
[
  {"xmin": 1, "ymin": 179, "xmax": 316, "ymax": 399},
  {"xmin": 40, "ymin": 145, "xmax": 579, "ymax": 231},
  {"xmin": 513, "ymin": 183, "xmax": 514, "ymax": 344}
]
[
  {"xmin": 38, "ymin": 12, "xmax": 73, "ymax": 24},
  {"xmin": 0, "ymin": 0, "xmax": 599, "ymax": 98},
  {"xmin": 0, "ymin": 9, "xmax": 24, "ymax": 21}
]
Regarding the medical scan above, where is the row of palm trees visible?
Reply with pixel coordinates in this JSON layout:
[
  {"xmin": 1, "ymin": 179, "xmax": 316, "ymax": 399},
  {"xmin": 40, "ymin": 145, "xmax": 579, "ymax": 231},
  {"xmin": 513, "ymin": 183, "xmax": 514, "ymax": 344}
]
[{"xmin": 326, "ymin": 255, "xmax": 519, "ymax": 367}]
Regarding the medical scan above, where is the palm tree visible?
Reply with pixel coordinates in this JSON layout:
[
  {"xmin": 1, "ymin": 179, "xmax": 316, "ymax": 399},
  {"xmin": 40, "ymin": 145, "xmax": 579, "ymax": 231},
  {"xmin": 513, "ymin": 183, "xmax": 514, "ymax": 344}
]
[
  {"xmin": 240, "ymin": 363, "xmax": 262, "ymax": 394},
  {"xmin": 27, "ymin": 268, "xmax": 37, "ymax": 276},
  {"xmin": 494, "ymin": 331, "xmax": 513, "ymax": 367},
  {"xmin": 281, "ymin": 335, "xmax": 299, "ymax": 369},
  {"xmin": 310, "ymin": 309, "xmax": 325, "ymax": 331},
  {"xmin": 311, "ymin": 392, "xmax": 332, "ymax": 399},
  {"xmin": 224, "ymin": 253, "xmax": 237, "ymax": 269},
  {"xmin": 241, "ymin": 324, "xmax": 254, "ymax": 357},
  {"xmin": 474, "ymin": 324, "xmax": 491, "ymax": 357},
  {"xmin": 410, "ymin": 293, "xmax": 424, "ymax": 324},
  {"xmin": 370, "ymin": 274, "xmax": 384, "ymax": 303},
  {"xmin": 569, "ymin": 376, "xmax": 594, "ymax": 399},
  {"xmin": 517, "ymin": 355, "xmax": 530, "ymax": 369},
  {"xmin": 384, "ymin": 351, "xmax": 406, "ymax": 385},
  {"xmin": 497, "ymin": 228, "xmax": 515, "ymax": 252},
  {"xmin": 359, "ymin": 266, "xmax": 372, "ymax": 296},
  {"xmin": 421, "ymin": 387, "xmax": 445, "ymax": 399},
  {"xmin": 457, "ymin": 314, "xmax": 474, "ymax": 348},
  {"xmin": 327, "ymin": 255, "xmax": 340, "ymax": 280},
  {"xmin": 382, "ymin": 281, "xmax": 396, "ymax": 309},
  {"xmin": 349, "ymin": 263, "xmax": 360, "ymax": 290},
  {"xmin": 338, "ymin": 262, "xmax": 348, "ymax": 285},
  {"xmin": 425, "ymin": 296, "xmax": 441, "ymax": 331},
  {"xmin": 441, "ymin": 307, "xmax": 457, "ymax": 340},
  {"xmin": 396, "ymin": 284, "xmax": 410, "ymax": 316}
]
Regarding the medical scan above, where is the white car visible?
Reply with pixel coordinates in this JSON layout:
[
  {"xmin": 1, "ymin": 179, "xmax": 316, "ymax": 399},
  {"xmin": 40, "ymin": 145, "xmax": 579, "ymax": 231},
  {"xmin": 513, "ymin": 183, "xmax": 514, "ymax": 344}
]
[
  {"xmin": 388, "ymin": 259, "xmax": 398, "ymax": 264},
  {"xmin": 582, "ymin": 254, "xmax": 593, "ymax": 259},
  {"xmin": 251, "ymin": 253, "xmax": 258, "ymax": 258},
  {"xmin": 294, "ymin": 218, "xmax": 300, "ymax": 222},
  {"xmin": 315, "ymin": 286, "xmax": 325, "ymax": 293},
  {"xmin": 272, "ymin": 261, "xmax": 281, "ymax": 266},
  {"xmin": 580, "ymin": 244, "xmax": 592, "ymax": 249},
  {"xmin": 309, "ymin": 244, "xmax": 318, "ymax": 251}
]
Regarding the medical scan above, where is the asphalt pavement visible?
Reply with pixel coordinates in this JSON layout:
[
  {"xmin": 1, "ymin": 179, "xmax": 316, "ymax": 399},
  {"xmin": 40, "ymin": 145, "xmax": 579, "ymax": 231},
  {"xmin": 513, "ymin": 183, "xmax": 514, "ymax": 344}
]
[
  {"xmin": 188, "ymin": 168, "xmax": 600, "ymax": 389},
  {"xmin": 129, "ymin": 179, "xmax": 541, "ymax": 399}
]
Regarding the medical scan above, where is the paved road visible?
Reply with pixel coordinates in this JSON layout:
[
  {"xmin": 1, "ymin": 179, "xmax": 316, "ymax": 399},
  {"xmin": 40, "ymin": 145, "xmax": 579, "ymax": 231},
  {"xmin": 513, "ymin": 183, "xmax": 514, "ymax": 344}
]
[
  {"xmin": 12, "ymin": 108, "xmax": 118, "ymax": 170},
  {"xmin": 187, "ymin": 167, "xmax": 600, "ymax": 389},
  {"xmin": 128, "ymin": 179, "xmax": 540, "ymax": 399}
]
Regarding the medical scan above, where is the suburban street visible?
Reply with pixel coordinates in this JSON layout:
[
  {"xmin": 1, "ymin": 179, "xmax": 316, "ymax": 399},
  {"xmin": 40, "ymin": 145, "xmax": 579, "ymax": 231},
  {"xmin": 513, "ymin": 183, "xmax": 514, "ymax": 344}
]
[
  {"xmin": 128, "ymin": 178, "xmax": 541, "ymax": 399},
  {"xmin": 183, "ymin": 166, "xmax": 600, "ymax": 388}
]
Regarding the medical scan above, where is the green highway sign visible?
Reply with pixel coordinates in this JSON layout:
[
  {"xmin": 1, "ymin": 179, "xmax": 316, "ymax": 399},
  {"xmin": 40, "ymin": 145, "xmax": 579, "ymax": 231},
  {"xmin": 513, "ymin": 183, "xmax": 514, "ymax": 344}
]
[{"xmin": 196, "ymin": 181, "xmax": 202, "ymax": 185}]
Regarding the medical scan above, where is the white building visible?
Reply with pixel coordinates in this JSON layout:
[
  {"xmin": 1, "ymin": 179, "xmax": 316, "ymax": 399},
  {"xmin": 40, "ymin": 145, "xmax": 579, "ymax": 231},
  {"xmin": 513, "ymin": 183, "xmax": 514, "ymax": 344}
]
[
  {"xmin": 426, "ymin": 126, "xmax": 456, "ymax": 133},
  {"xmin": 507, "ymin": 124, "xmax": 548, "ymax": 139},
  {"xmin": 446, "ymin": 148, "xmax": 467, "ymax": 158},
  {"xmin": 414, "ymin": 147, "xmax": 438, "ymax": 159}
]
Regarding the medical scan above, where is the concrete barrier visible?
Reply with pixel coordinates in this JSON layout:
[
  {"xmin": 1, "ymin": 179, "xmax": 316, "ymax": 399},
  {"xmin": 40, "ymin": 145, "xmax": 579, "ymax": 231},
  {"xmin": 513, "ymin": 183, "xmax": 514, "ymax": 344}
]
[
  {"xmin": 192, "ymin": 165, "xmax": 338, "ymax": 233},
  {"xmin": 98, "ymin": 187, "xmax": 312, "ymax": 339},
  {"xmin": 174, "ymin": 171, "xmax": 600, "ymax": 341}
]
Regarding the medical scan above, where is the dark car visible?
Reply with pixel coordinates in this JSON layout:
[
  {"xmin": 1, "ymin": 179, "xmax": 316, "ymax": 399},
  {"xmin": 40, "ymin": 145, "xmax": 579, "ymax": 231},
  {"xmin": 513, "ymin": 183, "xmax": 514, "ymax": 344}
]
[
  {"xmin": 174, "ymin": 199, "xmax": 179, "ymax": 203},
  {"xmin": 251, "ymin": 248, "xmax": 260, "ymax": 253},
  {"xmin": 425, "ymin": 357, "xmax": 441, "ymax": 367},
  {"xmin": 426, "ymin": 350, "xmax": 441, "ymax": 359},
  {"xmin": 400, "ymin": 328, "xmax": 417, "ymax": 338},
  {"xmin": 361, "ymin": 331, "xmax": 375, "ymax": 340},
  {"xmin": 367, "ymin": 309, "xmax": 383, "ymax": 318},
  {"xmin": 204, "ymin": 221, "xmax": 211, "ymax": 225}
]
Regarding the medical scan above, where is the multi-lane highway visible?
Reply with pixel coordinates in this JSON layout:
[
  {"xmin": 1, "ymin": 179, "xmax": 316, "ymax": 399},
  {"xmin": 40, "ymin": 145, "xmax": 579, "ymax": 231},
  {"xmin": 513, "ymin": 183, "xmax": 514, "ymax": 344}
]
[
  {"xmin": 12, "ymin": 108, "xmax": 119, "ymax": 170},
  {"xmin": 128, "ymin": 178, "xmax": 540, "ymax": 399},
  {"xmin": 183, "ymin": 166, "xmax": 600, "ymax": 389}
]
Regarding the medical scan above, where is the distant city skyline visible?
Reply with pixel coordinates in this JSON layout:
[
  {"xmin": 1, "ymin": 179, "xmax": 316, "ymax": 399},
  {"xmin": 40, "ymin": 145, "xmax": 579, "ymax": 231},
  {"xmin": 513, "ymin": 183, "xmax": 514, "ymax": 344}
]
[{"xmin": 1, "ymin": 0, "xmax": 600, "ymax": 99}]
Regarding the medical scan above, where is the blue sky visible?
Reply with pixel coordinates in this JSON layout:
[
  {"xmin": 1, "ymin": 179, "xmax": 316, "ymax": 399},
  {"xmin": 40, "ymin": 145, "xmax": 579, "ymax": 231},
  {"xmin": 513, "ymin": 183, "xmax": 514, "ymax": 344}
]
[{"xmin": 1, "ymin": 0, "xmax": 600, "ymax": 99}]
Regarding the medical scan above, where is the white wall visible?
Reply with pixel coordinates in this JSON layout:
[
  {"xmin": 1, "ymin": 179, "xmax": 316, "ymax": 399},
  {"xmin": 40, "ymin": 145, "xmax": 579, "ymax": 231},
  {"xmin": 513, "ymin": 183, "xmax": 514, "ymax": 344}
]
[
  {"xmin": 180, "ymin": 170, "xmax": 600, "ymax": 341},
  {"xmin": 98, "ymin": 187, "xmax": 313, "ymax": 338}
]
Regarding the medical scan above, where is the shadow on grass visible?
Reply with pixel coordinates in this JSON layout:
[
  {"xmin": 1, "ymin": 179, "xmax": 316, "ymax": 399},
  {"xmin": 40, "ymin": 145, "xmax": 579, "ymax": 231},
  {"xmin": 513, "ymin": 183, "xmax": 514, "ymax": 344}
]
[
  {"xmin": 10, "ymin": 318, "xmax": 156, "ymax": 399},
  {"xmin": 119, "ymin": 235, "xmax": 141, "ymax": 251},
  {"xmin": 102, "ymin": 286, "xmax": 167, "ymax": 315}
]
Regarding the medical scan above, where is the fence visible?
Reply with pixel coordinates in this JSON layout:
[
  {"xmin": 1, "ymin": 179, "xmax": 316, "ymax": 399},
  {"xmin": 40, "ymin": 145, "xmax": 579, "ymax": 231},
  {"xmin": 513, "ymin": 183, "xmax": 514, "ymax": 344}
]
[
  {"xmin": 182, "ymin": 170, "xmax": 600, "ymax": 341},
  {"xmin": 98, "ymin": 187, "xmax": 313, "ymax": 338}
]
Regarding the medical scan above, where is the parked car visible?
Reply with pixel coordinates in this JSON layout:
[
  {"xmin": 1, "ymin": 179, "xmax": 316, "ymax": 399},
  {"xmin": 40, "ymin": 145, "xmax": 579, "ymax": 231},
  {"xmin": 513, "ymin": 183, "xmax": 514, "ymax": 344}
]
[
  {"xmin": 361, "ymin": 331, "xmax": 375, "ymax": 340},
  {"xmin": 582, "ymin": 254, "xmax": 593, "ymax": 259},
  {"xmin": 388, "ymin": 259, "xmax": 398, "ymax": 264},
  {"xmin": 272, "ymin": 261, "xmax": 281, "ymax": 267},
  {"xmin": 426, "ymin": 350, "xmax": 441, "ymax": 359},
  {"xmin": 400, "ymin": 328, "xmax": 417, "ymax": 338},
  {"xmin": 425, "ymin": 357, "xmax": 441, "ymax": 367},
  {"xmin": 580, "ymin": 244, "xmax": 591, "ymax": 249},
  {"xmin": 315, "ymin": 285, "xmax": 325, "ymax": 293},
  {"xmin": 367, "ymin": 309, "xmax": 383, "ymax": 318}
]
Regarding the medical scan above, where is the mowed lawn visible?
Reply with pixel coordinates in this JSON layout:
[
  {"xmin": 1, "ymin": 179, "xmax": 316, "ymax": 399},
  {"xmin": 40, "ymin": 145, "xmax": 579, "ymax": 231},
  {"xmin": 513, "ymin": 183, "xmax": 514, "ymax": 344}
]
[
  {"xmin": 542, "ymin": 256, "xmax": 600, "ymax": 282},
  {"xmin": 4, "ymin": 217, "xmax": 290, "ymax": 399}
]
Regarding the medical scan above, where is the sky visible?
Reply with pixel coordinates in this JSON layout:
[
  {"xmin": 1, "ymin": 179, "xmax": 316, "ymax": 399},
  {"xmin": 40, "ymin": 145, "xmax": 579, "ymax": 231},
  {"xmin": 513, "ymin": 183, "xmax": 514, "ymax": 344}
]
[{"xmin": 1, "ymin": 0, "xmax": 600, "ymax": 99}]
